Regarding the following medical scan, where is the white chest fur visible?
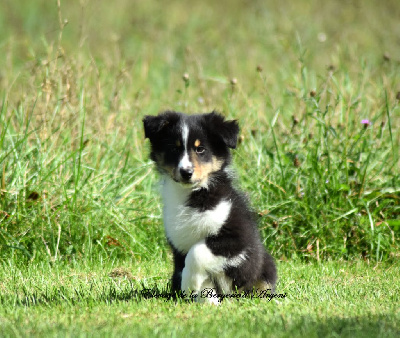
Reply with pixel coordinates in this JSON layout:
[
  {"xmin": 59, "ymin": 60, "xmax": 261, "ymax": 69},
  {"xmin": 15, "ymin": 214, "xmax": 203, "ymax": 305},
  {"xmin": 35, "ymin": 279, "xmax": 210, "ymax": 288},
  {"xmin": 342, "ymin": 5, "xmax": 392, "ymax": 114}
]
[{"xmin": 161, "ymin": 177, "xmax": 232, "ymax": 254}]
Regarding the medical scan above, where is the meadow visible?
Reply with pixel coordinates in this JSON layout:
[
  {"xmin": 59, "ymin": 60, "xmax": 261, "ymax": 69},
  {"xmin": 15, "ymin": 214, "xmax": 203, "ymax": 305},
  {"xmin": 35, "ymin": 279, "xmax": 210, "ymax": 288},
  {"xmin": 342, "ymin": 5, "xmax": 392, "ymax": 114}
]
[{"xmin": 0, "ymin": 0, "xmax": 399, "ymax": 336}]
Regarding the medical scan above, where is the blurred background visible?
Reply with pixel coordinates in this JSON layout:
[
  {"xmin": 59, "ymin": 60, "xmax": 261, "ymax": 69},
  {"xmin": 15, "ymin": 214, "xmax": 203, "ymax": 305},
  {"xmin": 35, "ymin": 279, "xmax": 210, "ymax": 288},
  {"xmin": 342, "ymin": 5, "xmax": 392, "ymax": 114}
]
[{"xmin": 1, "ymin": 0, "xmax": 400, "ymax": 112}]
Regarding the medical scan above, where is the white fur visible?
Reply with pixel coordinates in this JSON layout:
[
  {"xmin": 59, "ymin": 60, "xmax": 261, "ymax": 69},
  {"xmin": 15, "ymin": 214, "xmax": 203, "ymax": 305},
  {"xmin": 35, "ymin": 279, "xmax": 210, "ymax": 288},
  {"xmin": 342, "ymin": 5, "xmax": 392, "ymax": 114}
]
[
  {"xmin": 178, "ymin": 123, "xmax": 192, "ymax": 171},
  {"xmin": 181, "ymin": 123, "xmax": 189, "ymax": 149},
  {"xmin": 181, "ymin": 241, "xmax": 224, "ymax": 304},
  {"xmin": 162, "ymin": 177, "xmax": 232, "ymax": 253},
  {"xmin": 180, "ymin": 241, "xmax": 221, "ymax": 304},
  {"xmin": 228, "ymin": 252, "xmax": 247, "ymax": 267},
  {"xmin": 181, "ymin": 241, "xmax": 247, "ymax": 304},
  {"xmin": 178, "ymin": 153, "xmax": 192, "ymax": 171}
]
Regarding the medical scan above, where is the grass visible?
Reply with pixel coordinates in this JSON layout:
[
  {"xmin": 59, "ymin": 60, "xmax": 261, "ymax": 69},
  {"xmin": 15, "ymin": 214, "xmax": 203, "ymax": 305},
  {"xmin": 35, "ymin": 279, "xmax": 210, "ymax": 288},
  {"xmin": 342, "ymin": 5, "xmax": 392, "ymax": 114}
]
[
  {"xmin": 0, "ymin": 0, "xmax": 400, "ymax": 336},
  {"xmin": 0, "ymin": 260, "xmax": 399, "ymax": 337}
]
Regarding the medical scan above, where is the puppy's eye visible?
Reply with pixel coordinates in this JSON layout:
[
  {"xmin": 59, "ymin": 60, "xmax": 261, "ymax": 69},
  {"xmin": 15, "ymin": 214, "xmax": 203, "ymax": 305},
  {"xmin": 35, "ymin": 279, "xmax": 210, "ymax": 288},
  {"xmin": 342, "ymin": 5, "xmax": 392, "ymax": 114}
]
[{"xmin": 195, "ymin": 146, "xmax": 205, "ymax": 154}]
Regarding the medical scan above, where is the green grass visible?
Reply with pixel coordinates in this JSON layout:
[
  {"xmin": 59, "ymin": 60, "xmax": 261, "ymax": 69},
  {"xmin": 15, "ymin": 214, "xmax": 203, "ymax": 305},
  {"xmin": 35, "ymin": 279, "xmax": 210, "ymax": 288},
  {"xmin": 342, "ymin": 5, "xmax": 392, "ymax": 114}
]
[
  {"xmin": 0, "ymin": 260, "xmax": 399, "ymax": 337},
  {"xmin": 0, "ymin": 0, "xmax": 400, "ymax": 336}
]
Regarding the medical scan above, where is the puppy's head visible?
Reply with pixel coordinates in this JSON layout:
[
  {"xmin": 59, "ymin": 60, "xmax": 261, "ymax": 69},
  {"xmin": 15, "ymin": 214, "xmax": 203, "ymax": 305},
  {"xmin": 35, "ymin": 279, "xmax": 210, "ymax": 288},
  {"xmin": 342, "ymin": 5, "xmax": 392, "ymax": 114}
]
[{"xmin": 143, "ymin": 111, "xmax": 239, "ymax": 188}]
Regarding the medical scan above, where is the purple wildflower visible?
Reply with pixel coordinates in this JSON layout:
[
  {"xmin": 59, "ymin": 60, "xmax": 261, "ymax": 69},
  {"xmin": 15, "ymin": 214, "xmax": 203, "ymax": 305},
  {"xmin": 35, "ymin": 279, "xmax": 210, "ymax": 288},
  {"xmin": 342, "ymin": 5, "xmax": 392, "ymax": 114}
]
[{"xmin": 361, "ymin": 119, "xmax": 371, "ymax": 129}]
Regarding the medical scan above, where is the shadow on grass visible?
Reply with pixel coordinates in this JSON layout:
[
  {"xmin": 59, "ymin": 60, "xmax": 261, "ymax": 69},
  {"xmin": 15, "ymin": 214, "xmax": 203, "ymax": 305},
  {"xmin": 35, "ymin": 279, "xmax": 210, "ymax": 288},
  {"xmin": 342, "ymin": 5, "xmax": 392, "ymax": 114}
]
[
  {"xmin": 0, "ymin": 282, "xmax": 181, "ymax": 307},
  {"xmin": 283, "ymin": 315, "xmax": 400, "ymax": 338}
]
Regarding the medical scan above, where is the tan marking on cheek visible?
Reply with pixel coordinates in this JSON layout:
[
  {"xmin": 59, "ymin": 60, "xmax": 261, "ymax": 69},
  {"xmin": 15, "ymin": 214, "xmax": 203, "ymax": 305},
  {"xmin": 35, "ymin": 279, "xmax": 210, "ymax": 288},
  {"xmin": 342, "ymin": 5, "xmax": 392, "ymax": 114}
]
[
  {"xmin": 176, "ymin": 140, "xmax": 181, "ymax": 147},
  {"xmin": 191, "ymin": 151, "xmax": 202, "ymax": 181},
  {"xmin": 191, "ymin": 153, "xmax": 224, "ymax": 184},
  {"xmin": 194, "ymin": 139, "xmax": 201, "ymax": 147},
  {"xmin": 210, "ymin": 156, "xmax": 224, "ymax": 172}
]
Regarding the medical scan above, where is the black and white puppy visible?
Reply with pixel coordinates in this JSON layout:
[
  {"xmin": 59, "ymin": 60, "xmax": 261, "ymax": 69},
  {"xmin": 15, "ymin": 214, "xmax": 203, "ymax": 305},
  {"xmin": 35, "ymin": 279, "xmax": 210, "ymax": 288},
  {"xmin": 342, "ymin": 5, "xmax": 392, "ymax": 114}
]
[{"xmin": 143, "ymin": 111, "xmax": 277, "ymax": 304}]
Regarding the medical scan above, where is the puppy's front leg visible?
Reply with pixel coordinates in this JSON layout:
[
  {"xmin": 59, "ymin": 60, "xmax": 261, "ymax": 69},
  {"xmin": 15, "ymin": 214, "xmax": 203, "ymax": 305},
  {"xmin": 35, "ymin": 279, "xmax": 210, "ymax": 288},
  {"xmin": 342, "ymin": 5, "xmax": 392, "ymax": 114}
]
[{"xmin": 181, "ymin": 241, "xmax": 225, "ymax": 305}]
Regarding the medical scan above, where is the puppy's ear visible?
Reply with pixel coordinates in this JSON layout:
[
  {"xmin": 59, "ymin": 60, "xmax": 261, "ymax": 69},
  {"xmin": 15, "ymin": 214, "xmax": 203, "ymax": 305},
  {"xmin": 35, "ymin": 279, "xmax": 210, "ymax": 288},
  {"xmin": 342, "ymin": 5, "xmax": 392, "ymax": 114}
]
[
  {"xmin": 143, "ymin": 115, "xmax": 167, "ymax": 139},
  {"xmin": 143, "ymin": 111, "xmax": 180, "ymax": 140},
  {"xmin": 205, "ymin": 111, "xmax": 239, "ymax": 149}
]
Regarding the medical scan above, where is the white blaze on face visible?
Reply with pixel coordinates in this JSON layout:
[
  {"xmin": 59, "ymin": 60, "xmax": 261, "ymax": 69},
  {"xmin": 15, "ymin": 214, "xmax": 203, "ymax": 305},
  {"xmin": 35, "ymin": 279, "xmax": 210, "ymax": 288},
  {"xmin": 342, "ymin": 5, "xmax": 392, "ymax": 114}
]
[{"xmin": 178, "ymin": 123, "xmax": 193, "ymax": 172}]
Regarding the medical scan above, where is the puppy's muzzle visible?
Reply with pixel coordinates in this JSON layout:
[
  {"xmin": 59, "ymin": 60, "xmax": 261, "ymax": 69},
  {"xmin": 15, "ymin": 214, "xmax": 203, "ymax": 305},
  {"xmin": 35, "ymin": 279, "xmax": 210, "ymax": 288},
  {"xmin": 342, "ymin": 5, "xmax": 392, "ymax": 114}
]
[{"xmin": 179, "ymin": 167, "xmax": 193, "ymax": 181}]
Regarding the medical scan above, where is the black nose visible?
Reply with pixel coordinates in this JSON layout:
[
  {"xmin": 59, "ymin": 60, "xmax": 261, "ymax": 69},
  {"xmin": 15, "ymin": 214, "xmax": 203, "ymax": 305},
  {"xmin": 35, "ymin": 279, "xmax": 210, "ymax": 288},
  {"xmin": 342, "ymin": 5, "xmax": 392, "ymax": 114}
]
[{"xmin": 180, "ymin": 168, "xmax": 193, "ymax": 180}]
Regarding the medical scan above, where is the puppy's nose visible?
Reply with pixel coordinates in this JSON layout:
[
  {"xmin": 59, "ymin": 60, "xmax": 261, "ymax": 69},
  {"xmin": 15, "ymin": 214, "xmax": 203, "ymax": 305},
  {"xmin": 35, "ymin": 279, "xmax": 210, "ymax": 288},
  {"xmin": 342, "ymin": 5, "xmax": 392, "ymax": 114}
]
[{"xmin": 180, "ymin": 167, "xmax": 193, "ymax": 180}]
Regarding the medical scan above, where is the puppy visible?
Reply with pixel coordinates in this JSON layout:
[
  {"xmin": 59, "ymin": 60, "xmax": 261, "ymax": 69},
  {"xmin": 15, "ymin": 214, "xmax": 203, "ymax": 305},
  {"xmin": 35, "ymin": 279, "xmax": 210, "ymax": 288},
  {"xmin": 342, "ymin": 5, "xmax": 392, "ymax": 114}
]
[{"xmin": 143, "ymin": 111, "xmax": 277, "ymax": 304}]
